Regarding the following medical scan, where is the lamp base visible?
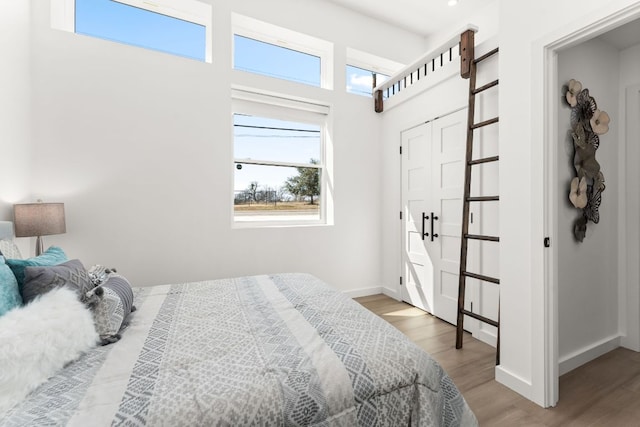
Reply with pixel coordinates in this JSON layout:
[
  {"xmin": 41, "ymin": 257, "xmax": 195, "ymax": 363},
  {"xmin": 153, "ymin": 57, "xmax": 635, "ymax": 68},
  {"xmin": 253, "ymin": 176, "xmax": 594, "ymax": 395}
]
[{"xmin": 35, "ymin": 236, "xmax": 44, "ymax": 256}]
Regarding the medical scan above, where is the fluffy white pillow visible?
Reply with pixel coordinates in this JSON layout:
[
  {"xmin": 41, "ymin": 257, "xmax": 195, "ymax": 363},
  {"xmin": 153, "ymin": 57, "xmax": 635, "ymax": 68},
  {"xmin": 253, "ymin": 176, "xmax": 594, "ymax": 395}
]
[{"xmin": 0, "ymin": 286, "xmax": 98, "ymax": 415}]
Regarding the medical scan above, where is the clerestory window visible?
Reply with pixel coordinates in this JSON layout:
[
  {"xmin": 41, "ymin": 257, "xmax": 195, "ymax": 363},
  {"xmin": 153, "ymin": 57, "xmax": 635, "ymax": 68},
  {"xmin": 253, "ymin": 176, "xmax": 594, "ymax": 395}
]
[
  {"xmin": 232, "ymin": 14, "xmax": 333, "ymax": 89},
  {"xmin": 346, "ymin": 47, "xmax": 403, "ymax": 97},
  {"xmin": 52, "ymin": 0, "xmax": 212, "ymax": 62}
]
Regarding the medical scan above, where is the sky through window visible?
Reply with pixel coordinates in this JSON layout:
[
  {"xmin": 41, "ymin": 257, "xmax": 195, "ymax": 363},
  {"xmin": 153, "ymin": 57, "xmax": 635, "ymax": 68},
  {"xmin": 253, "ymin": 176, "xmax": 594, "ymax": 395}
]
[{"xmin": 75, "ymin": 0, "xmax": 206, "ymax": 61}]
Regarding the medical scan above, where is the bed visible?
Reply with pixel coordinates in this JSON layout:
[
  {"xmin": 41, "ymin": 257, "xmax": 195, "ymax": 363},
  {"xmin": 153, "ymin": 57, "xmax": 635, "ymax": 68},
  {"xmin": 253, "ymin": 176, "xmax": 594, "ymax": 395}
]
[{"xmin": 0, "ymin": 226, "xmax": 476, "ymax": 426}]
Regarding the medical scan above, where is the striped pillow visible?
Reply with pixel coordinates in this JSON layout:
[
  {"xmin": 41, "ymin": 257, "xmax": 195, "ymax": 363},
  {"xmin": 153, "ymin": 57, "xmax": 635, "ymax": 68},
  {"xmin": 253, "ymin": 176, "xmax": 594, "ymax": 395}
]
[{"xmin": 92, "ymin": 274, "xmax": 135, "ymax": 345}]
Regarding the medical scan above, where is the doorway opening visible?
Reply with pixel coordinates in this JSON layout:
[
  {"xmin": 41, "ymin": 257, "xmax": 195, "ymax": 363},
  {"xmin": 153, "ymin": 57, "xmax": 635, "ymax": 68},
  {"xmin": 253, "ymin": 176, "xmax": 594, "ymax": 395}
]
[{"xmin": 542, "ymin": 11, "xmax": 640, "ymax": 407}]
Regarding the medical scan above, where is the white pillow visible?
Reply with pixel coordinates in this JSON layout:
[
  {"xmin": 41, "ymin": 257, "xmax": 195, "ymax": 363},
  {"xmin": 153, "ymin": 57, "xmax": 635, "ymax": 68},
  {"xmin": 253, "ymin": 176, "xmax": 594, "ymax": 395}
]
[{"xmin": 0, "ymin": 286, "xmax": 98, "ymax": 415}]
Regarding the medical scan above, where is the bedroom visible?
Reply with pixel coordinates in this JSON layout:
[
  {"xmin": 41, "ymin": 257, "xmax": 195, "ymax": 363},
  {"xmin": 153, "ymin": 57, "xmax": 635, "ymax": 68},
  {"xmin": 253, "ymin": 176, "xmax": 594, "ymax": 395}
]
[{"xmin": 2, "ymin": 0, "xmax": 640, "ymax": 423}]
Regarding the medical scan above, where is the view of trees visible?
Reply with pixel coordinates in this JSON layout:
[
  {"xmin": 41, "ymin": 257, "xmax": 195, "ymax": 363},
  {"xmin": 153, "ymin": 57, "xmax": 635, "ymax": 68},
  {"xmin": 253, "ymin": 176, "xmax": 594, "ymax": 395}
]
[
  {"xmin": 234, "ymin": 159, "xmax": 320, "ymax": 206},
  {"xmin": 284, "ymin": 159, "xmax": 320, "ymax": 205}
]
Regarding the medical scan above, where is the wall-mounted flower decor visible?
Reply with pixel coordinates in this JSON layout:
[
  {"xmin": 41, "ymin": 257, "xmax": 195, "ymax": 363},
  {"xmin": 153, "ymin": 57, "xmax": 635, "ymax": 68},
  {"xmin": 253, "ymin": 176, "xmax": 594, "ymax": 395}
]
[{"xmin": 564, "ymin": 79, "xmax": 609, "ymax": 242}]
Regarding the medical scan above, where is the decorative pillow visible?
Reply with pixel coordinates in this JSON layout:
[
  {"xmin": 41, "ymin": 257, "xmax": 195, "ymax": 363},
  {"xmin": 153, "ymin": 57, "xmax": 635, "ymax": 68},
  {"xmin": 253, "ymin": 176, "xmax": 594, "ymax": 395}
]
[
  {"xmin": 0, "ymin": 286, "xmax": 98, "ymax": 416},
  {"xmin": 0, "ymin": 239, "xmax": 22, "ymax": 260},
  {"xmin": 0, "ymin": 256, "xmax": 22, "ymax": 316},
  {"xmin": 21, "ymin": 259, "xmax": 93, "ymax": 304},
  {"xmin": 5, "ymin": 246, "xmax": 67, "ymax": 291},
  {"xmin": 92, "ymin": 274, "xmax": 135, "ymax": 345},
  {"xmin": 87, "ymin": 264, "xmax": 117, "ymax": 287}
]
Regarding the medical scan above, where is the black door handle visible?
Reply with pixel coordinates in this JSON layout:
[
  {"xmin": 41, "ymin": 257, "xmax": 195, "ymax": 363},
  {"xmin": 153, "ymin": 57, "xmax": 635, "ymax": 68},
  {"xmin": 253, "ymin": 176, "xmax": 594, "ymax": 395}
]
[
  {"xmin": 422, "ymin": 212, "xmax": 429, "ymax": 240},
  {"xmin": 430, "ymin": 212, "xmax": 439, "ymax": 242}
]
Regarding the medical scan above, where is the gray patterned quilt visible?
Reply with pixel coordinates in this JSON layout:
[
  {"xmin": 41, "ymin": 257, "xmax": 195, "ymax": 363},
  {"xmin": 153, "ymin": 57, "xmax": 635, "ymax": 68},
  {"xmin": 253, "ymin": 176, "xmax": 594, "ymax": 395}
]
[{"xmin": 1, "ymin": 273, "xmax": 476, "ymax": 426}]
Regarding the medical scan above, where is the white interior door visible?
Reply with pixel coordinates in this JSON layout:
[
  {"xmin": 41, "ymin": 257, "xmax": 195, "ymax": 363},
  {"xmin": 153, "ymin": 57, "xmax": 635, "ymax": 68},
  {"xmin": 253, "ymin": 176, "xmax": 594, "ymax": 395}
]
[
  {"xmin": 400, "ymin": 124, "xmax": 433, "ymax": 313},
  {"xmin": 401, "ymin": 109, "xmax": 478, "ymax": 328},
  {"xmin": 430, "ymin": 109, "xmax": 467, "ymax": 325}
]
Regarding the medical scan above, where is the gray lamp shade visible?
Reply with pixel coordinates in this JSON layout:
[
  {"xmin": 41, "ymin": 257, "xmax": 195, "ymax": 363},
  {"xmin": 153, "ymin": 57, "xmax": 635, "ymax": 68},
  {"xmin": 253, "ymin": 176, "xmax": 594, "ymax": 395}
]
[{"xmin": 14, "ymin": 203, "xmax": 66, "ymax": 238}]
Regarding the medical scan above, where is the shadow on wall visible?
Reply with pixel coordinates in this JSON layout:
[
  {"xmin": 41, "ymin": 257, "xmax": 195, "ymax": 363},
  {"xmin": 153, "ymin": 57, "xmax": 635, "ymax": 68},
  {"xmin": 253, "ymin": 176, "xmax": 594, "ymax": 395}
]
[{"xmin": 0, "ymin": 202, "xmax": 14, "ymax": 222}]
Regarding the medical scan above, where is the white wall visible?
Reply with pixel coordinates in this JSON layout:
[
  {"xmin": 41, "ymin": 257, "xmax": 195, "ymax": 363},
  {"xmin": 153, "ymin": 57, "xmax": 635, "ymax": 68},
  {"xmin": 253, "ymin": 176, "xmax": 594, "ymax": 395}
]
[
  {"xmin": 423, "ymin": 1, "xmax": 499, "ymax": 51},
  {"xmin": 499, "ymin": 0, "xmax": 640, "ymax": 406},
  {"xmin": 25, "ymin": 0, "xmax": 426, "ymax": 291},
  {"xmin": 619, "ymin": 42, "xmax": 640, "ymax": 351},
  {"xmin": 0, "ymin": 2, "xmax": 31, "ymax": 221},
  {"xmin": 556, "ymin": 39, "xmax": 620, "ymax": 374},
  {"xmin": 620, "ymin": 43, "xmax": 640, "ymax": 83}
]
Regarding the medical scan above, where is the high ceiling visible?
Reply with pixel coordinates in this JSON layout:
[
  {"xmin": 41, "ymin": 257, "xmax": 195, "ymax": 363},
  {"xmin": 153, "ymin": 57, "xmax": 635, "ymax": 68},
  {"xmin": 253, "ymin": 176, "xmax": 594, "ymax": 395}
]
[
  {"xmin": 325, "ymin": 0, "xmax": 498, "ymax": 38},
  {"xmin": 326, "ymin": 0, "xmax": 640, "ymax": 49}
]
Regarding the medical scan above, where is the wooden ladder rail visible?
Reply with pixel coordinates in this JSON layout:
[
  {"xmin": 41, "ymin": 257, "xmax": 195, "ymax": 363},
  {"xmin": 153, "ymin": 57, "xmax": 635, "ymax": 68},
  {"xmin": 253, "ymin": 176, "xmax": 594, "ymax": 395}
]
[{"xmin": 456, "ymin": 29, "xmax": 501, "ymax": 365}]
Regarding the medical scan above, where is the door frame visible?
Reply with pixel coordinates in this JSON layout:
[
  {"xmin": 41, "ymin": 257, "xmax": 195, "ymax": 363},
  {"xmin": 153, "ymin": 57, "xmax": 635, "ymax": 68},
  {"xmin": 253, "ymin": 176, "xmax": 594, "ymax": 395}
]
[{"xmin": 537, "ymin": 3, "xmax": 640, "ymax": 407}]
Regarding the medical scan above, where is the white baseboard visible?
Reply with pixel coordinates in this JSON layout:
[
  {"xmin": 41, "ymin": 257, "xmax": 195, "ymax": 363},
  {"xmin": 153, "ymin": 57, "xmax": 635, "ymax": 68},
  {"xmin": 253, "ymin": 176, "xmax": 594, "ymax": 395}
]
[
  {"xmin": 475, "ymin": 328, "xmax": 498, "ymax": 348},
  {"xmin": 344, "ymin": 286, "xmax": 382, "ymax": 299},
  {"xmin": 495, "ymin": 365, "xmax": 534, "ymax": 403},
  {"xmin": 381, "ymin": 286, "xmax": 401, "ymax": 301},
  {"xmin": 558, "ymin": 334, "xmax": 621, "ymax": 376},
  {"xmin": 344, "ymin": 285, "xmax": 402, "ymax": 300}
]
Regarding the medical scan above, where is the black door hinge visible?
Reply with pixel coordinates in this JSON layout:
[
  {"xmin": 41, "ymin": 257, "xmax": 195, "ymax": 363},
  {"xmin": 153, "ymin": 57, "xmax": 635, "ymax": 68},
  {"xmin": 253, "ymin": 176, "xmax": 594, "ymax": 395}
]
[
  {"xmin": 544, "ymin": 237, "xmax": 551, "ymax": 248},
  {"xmin": 400, "ymin": 146, "xmax": 402, "ymax": 155},
  {"xmin": 400, "ymin": 211, "xmax": 403, "ymax": 220},
  {"xmin": 400, "ymin": 276, "xmax": 403, "ymax": 285}
]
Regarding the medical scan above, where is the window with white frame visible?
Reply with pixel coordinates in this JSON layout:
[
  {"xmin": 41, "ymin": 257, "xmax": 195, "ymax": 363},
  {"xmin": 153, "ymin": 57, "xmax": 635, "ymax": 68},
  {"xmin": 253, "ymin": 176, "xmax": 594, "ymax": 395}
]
[
  {"xmin": 346, "ymin": 65, "xmax": 390, "ymax": 97},
  {"xmin": 232, "ymin": 90, "xmax": 329, "ymax": 225},
  {"xmin": 232, "ymin": 14, "xmax": 334, "ymax": 89},
  {"xmin": 51, "ymin": 0, "xmax": 212, "ymax": 62},
  {"xmin": 346, "ymin": 47, "xmax": 403, "ymax": 97}
]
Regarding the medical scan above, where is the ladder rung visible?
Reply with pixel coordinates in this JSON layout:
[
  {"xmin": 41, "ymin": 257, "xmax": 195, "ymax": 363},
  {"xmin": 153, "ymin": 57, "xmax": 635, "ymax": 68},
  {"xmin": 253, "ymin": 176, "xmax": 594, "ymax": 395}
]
[
  {"xmin": 469, "ymin": 156, "xmax": 499, "ymax": 165},
  {"xmin": 460, "ymin": 309, "xmax": 499, "ymax": 327},
  {"xmin": 462, "ymin": 271, "xmax": 500, "ymax": 284},
  {"xmin": 472, "ymin": 79, "xmax": 499, "ymax": 95},
  {"xmin": 467, "ymin": 196, "xmax": 499, "ymax": 202},
  {"xmin": 465, "ymin": 234, "xmax": 499, "ymax": 242},
  {"xmin": 471, "ymin": 117, "xmax": 499, "ymax": 130},
  {"xmin": 474, "ymin": 47, "xmax": 499, "ymax": 64}
]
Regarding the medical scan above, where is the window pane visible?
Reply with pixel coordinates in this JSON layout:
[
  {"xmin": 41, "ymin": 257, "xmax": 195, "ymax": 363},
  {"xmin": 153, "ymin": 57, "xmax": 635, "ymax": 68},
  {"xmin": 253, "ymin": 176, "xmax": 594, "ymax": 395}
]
[
  {"xmin": 234, "ymin": 114, "xmax": 321, "ymax": 165},
  {"xmin": 75, "ymin": 0, "xmax": 206, "ymax": 61},
  {"xmin": 234, "ymin": 35, "xmax": 321, "ymax": 87},
  {"xmin": 234, "ymin": 164, "xmax": 321, "ymax": 221},
  {"xmin": 346, "ymin": 64, "xmax": 390, "ymax": 97}
]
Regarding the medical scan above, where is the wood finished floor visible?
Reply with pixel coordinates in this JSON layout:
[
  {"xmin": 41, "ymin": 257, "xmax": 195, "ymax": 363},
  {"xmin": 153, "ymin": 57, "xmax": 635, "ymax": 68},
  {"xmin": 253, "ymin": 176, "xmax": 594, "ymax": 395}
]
[{"xmin": 355, "ymin": 294, "xmax": 640, "ymax": 427}]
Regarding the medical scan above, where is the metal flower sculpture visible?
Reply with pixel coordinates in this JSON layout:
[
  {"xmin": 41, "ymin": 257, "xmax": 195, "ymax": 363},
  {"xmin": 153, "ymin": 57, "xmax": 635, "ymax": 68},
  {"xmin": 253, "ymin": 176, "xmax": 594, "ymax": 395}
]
[
  {"xmin": 569, "ymin": 177, "xmax": 588, "ymax": 209},
  {"xmin": 590, "ymin": 109, "xmax": 610, "ymax": 135},
  {"xmin": 564, "ymin": 79, "xmax": 609, "ymax": 242},
  {"xmin": 566, "ymin": 79, "xmax": 582, "ymax": 107}
]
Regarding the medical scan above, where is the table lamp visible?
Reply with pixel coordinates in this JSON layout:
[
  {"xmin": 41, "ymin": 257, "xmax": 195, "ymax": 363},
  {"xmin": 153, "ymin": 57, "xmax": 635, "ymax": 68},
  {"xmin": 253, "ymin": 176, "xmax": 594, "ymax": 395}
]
[{"xmin": 14, "ymin": 202, "xmax": 66, "ymax": 256}]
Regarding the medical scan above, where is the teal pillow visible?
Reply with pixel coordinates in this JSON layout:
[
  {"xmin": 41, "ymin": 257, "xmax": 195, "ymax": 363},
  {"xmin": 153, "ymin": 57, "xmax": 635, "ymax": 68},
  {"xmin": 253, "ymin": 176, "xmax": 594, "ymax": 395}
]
[
  {"xmin": 6, "ymin": 246, "xmax": 68, "ymax": 291},
  {"xmin": 0, "ymin": 256, "xmax": 22, "ymax": 316}
]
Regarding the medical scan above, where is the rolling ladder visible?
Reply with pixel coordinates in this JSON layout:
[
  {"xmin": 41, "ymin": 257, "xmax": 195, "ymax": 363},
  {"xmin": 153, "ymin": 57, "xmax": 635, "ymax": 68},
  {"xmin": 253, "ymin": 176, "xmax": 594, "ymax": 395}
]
[{"xmin": 455, "ymin": 30, "xmax": 501, "ymax": 364}]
